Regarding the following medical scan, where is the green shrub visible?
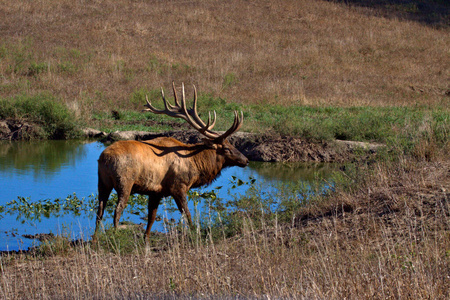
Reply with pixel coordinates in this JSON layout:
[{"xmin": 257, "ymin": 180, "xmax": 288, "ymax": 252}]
[
  {"xmin": 27, "ymin": 61, "xmax": 48, "ymax": 77},
  {"xmin": 222, "ymin": 72, "xmax": 238, "ymax": 89},
  {"xmin": 0, "ymin": 93, "xmax": 81, "ymax": 139}
]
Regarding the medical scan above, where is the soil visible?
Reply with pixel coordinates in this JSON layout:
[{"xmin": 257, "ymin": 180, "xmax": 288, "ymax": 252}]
[
  {"xmin": 1, "ymin": 120, "xmax": 384, "ymax": 162},
  {"xmin": 0, "ymin": 119, "xmax": 43, "ymax": 140}
]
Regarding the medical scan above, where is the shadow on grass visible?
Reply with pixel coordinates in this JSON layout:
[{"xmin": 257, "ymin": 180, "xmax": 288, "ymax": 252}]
[{"xmin": 329, "ymin": 0, "xmax": 449, "ymax": 28}]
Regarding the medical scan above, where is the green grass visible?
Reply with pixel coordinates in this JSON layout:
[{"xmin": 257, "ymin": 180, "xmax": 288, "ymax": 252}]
[
  {"xmin": 244, "ymin": 104, "xmax": 448, "ymax": 144},
  {"xmin": 95, "ymin": 95, "xmax": 449, "ymax": 157},
  {"xmin": 94, "ymin": 225, "xmax": 146, "ymax": 255},
  {"xmin": 91, "ymin": 109, "xmax": 182, "ymax": 133}
]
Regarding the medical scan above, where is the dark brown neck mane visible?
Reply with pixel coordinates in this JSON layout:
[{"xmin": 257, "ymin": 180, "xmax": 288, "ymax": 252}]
[{"xmin": 191, "ymin": 145, "xmax": 226, "ymax": 188}]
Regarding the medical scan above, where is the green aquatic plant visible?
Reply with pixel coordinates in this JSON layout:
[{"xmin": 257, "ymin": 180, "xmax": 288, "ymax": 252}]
[{"xmin": 0, "ymin": 193, "xmax": 96, "ymax": 223}]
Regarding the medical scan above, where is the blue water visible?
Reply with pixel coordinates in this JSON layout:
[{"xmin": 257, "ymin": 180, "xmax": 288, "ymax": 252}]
[
  {"xmin": 0, "ymin": 141, "xmax": 102, "ymax": 251},
  {"xmin": 0, "ymin": 140, "xmax": 334, "ymax": 251}
]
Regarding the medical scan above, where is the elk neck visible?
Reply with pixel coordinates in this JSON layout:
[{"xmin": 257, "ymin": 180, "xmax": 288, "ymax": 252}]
[{"xmin": 191, "ymin": 144, "xmax": 226, "ymax": 187}]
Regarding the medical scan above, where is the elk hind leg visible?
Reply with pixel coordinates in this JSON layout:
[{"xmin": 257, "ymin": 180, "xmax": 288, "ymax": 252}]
[
  {"xmin": 144, "ymin": 194, "xmax": 162, "ymax": 242},
  {"xmin": 114, "ymin": 184, "xmax": 133, "ymax": 228}
]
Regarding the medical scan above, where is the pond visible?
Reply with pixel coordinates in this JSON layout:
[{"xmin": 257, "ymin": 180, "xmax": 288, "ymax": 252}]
[{"xmin": 0, "ymin": 140, "xmax": 337, "ymax": 251}]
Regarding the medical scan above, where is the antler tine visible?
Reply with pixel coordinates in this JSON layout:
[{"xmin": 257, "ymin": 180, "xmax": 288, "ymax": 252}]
[
  {"xmin": 179, "ymin": 83, "xmax": 195, "ymax": 123},
  {"xmin": 172, "ymin": 81, "xmax": 180, "ymax": 107},
  {"xmin": 144, "ymin": 95, "xmax": 161, "ymax": 113},
  {"xmin": 161, "ymin": 87, "xmax": 176, "ymax": 111},
  {"xmin": 214, "ymin": 110, "xmax": 244, "ymax": 143},
  {"xmin": 210, "ymin": 111, "xmax": 217, "ymax": 129},
  {"xmin": 206, "ymin": 111, "xmax": 217, "ymax": 130},
  {"xmin": 144, "ymin": 88, "xmax": 181, "ymax": 118},
  {"xmin": 181, "ymin": 82, "xmax": 187, "ymax": 111},
  {"xmin": 144, "ymin": 88, "xmax": 174, "ymax": 114},
  {"xmin": 202, "ymin": 111, "xmax": 213, "ymax": 131},
  {"xmin": 190, "ymin": 84, "xmax": 217, "ymax": 131}
]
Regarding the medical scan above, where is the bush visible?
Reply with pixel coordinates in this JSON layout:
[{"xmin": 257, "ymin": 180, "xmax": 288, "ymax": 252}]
[{"xmin": 0, "ymin": 93, "xmax": 81, "ymax": 139}]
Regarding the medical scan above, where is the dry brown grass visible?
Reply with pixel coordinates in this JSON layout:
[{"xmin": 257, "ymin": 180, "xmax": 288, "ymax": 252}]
[
  {"xmin": 1, "ymin": 158, "xmax": 448, "ymax": 299},
  {"xmin": 0, "ymin": 0, "xmax": 448, "ymax": 113}
]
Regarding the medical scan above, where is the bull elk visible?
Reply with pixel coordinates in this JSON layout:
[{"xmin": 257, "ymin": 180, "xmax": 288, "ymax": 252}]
[{"xmin": 93, "ymin": 82, "xmax": 248, "ymax": 242}]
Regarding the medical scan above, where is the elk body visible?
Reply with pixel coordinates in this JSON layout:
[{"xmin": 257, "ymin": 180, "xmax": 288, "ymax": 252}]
[{"xmin": 93, "ymin": 83, "xmax": 248, "ymax": 242}]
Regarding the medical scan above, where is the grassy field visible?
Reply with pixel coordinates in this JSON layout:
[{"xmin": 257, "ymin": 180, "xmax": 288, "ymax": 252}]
[
  {"xmin": 0, "ymin": 0, "xmax": 449, "ymax": 299},
  {"xmin": 0, "ymin": 0, "xmax": 448, "ymax": 110}
]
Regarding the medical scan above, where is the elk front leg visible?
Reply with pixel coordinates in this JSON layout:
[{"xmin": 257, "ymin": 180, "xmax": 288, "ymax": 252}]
[{"xmin": 172, "ymin": 191, "xmax": 194, "ymax": 230}]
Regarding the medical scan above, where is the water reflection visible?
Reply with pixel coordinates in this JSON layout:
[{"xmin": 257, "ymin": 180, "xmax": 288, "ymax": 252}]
[{"xmin": 0, "ymin": 140, "xmax": 88, "ymax": 178}]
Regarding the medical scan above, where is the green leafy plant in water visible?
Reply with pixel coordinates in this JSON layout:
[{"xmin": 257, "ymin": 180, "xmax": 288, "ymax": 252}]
[
  {"xmin": 0, "ymin": 192, "xmax": 153, "ymax": 225},
  {"xmin": 0, "ymin": 193, "xmax": 97, "ymax": 223}
]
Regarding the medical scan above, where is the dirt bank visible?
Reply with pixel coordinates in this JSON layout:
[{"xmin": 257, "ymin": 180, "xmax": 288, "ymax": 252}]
[
  {"xmin": 86, "ymin": 128, "xmax": 384, "ymax": 162},
  {"xmin": 0, "ymin": 119, "xmax": 43, "ymax": 140},
  {"xmin": 1, "ymin": 120, "xmax": 384, "ymax": 162}
]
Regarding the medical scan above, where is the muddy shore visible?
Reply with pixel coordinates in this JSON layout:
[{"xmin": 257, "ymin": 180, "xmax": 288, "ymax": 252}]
[{"xmin": 83, "ymin": 127, "xmax": 384, "ymax": 162}]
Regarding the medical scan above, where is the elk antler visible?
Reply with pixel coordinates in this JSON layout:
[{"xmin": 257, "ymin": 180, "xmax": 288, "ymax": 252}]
[{"xmin": 144, "ymin": 82, "xmax": 243, "ymax": 142}]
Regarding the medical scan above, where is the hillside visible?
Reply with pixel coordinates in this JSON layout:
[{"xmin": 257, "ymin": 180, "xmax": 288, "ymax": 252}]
[{"xmin": 1, "ymin": 0, "xmax": 448, "ymax": 114}]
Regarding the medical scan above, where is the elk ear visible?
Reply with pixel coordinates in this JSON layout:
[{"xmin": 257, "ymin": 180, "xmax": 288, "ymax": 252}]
[{"xmin": 202, "ymin": 138, "xmax": 218, "ymax": 149}]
